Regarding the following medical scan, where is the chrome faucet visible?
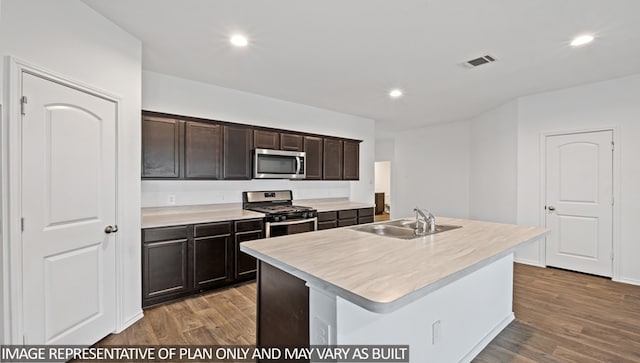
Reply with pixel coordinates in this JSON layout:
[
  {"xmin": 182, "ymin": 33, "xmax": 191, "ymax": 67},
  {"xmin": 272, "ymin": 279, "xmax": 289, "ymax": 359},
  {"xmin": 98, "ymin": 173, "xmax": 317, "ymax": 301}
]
[{"xmin": 414, "ymin": 207, "xmax": 436, "ymax": 235}]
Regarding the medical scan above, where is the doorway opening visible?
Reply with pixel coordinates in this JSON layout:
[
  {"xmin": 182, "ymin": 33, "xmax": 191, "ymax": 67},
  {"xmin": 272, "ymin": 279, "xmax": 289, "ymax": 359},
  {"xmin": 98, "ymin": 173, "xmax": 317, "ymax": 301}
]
[{"xmin": 374, "ymin": 161, "xmax": 391, "ymax": 222}]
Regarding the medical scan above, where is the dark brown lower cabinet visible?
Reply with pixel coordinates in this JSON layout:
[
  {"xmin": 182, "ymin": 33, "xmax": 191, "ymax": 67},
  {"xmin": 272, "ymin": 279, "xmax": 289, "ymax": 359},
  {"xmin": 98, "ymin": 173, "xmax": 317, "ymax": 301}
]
[
  {"xmin": 358, "ymin": 207, "xmax": 374, "ymax": 224},
  {"xmin": 142, "ymin": 226, "xmax": 190, "ymax": 307},
  {"xmin": 317, "ymin": 208, "xmax": 374, "ymax": 230},
  {"xmin": 338, "ymin": 209, "xmax": 358, "ymax": 227},
  {"xmin": 258, "ymin": 261, "xmax": 309, "ymax": 359},
  {"xmin": 235, "ymin": 219, "xmax": 264, "ymax": 281},
  {"xmin": 317, "ymin": 211, "xmax": 337, "ymax": 230},
  {"xmin": 193, "ymin": 222, "xmax": 232, "ymax": 291},
  {"xmin": 142, "ymin": 208, "xmax": 372, "ymax": 308},
  {"xmin": 142, "ymin": 220, "xmax": 259, "ymax": 308}
]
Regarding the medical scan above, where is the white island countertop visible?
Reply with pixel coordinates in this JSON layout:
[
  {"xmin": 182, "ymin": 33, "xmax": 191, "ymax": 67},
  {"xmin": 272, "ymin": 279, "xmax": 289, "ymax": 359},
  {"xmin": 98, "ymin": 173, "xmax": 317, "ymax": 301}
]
[{"xmin": 241, "ymin": 217, "xmax": 548, "ymax": 313}]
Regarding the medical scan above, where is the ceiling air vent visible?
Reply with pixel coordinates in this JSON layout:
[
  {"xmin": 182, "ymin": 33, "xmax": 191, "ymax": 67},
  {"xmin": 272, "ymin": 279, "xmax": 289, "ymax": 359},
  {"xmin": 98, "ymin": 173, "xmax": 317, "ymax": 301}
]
[{"xmin": 463, "ymin": 55, "xmax": 497, "ymax": 68}]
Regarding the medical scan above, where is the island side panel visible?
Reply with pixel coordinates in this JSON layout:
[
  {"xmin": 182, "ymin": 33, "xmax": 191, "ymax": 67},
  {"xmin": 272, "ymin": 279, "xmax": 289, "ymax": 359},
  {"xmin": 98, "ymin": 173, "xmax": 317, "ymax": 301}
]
[
  {"xmin": 257, "ymin": 261, "xmax": 310, "ymax": 351},
  {"xmin": 308, "ymin": 254, "xmax": 515, "ymax": 363}
]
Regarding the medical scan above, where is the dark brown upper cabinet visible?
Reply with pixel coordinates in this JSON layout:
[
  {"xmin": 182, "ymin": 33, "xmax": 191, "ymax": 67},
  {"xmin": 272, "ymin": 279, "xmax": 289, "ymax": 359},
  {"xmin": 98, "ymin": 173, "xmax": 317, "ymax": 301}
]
[
  {"xmin": 223, "ymin": 125, "xmax": 253, "ymax": 180},
  {"xmin": 343, "ymin": 140, "xmax": 360, "ymax": 180},
  {"xmin": 185, "ymin": 121, "xmax": 222, "ymax": 179},
  {"xmin": 142, "ymin": 115, "xmax": 183, "ymax": 178},
  {"xmin": 303, "ymin": 136, "xmax": 323, "ymax": 180},
  {"xmin": 141, "ymin": 110, "xmax": 362, "ymax": 181},
  {"xmin": 254, "ymin": 129, "xmax": 280, "ymax": 150},
  {"xmin": 323, "ymin": 138, "xmax": 343, "ymax": 180},
  {"xmin": 280, "ymin": 133, "xmax": 304, "ymax": 151}
]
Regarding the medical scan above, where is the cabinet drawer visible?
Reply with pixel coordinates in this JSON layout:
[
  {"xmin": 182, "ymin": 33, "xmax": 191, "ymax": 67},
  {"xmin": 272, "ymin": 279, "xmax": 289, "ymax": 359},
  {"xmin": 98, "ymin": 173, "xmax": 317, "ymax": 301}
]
[
  {"xmin": 358, "ymin": 208, "xmax": 374, "ymax": 217},
  {"xmin": 142, "ymin": 226, "xmax": 188, "ymax": 243},
  {"xmin": 318, "ymin": 220, "xmax": 337, "ymax": 230},
  {"xmin": 317, "ymin": 211, "xmax": 337, "ymax": 222},
  {"xmin": 195, "ymin": 222, "xmax": 231, "ymax": 237},
  {"xmin": 338, "ymin": 209, "xmax": 357, "ymax": 220},
  {"xmin": 338, "ymin": 218, "xmax": 357, "ymax": 227},
  {"xmin": 235, "ymin": 219, "xmax": 264, "ymax": 233},
  {"xmin": 358, "ymin": 216, "xmax": 374, "ymax": 224}
]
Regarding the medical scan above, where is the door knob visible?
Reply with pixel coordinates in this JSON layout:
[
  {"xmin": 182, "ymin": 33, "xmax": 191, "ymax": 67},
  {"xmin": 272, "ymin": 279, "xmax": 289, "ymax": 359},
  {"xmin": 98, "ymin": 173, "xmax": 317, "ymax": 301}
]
[
  {"xmin": 104, "ymin": 225, "xmax": 118, "ymax": 234},
  {"xmin": 547, "ymin": 206, "xmax": 556, "ymax": 211}
]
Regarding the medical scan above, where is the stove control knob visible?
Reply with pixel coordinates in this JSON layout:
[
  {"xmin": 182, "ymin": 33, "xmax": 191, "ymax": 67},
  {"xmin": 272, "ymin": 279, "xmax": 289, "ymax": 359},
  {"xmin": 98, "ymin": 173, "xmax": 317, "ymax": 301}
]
[
  {"xmin": 302, "ymin": 212, "xmax": 308, "ymax": 219},
  {"xmin": 281, "ymin": 215, "xmax": 287, "ymax": 221},
  {"xmin": 273, "ymin": 216, "xmax": 280, "ymax": 222}
]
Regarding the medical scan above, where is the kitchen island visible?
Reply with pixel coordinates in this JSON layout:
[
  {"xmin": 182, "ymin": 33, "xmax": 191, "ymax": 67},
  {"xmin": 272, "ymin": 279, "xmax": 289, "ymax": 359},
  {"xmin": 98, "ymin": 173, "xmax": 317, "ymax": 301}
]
[{"xmin": 241, "ymin": 217, "xmax": 548, "ymax": 362}]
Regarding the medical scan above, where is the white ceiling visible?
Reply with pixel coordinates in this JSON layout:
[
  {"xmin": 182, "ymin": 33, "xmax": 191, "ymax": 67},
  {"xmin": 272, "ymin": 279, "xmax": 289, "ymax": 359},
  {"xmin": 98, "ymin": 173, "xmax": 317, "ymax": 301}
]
[{"xmin": 84, "ymin": 0, "xmax": 640, "ymax": 137}]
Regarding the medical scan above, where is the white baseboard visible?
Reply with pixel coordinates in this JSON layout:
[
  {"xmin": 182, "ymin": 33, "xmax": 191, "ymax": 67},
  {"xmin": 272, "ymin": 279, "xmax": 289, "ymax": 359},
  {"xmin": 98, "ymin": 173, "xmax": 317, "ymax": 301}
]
[
  {"xmin": 613, "ymin": 277, "xmax": 640, "ymax": 287},
  {"xmin": 459, "ymin": 313, "xmax": 515, "ymax": 363},
  {"xmin": 115, "ymin": 310, "xmax": 144, "ymax": 334},
  {"xmin": 514, "ymin": 259, "xmax": 545, "ymax": 268}
]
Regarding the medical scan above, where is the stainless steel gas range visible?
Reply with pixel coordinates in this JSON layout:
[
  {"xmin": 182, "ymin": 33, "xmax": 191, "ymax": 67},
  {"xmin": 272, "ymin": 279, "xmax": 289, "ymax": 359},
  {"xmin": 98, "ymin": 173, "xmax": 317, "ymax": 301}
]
[{"xmin": 242, "ymin": 190, "xmax": 317, "ymax": 238}]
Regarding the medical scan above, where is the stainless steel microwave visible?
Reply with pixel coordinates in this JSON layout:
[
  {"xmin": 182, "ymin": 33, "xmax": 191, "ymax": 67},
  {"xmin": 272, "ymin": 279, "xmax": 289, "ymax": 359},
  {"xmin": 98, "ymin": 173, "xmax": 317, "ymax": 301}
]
[{"xmin": 254, "ymin": 148, "xmax": 306, "ymax": 179}]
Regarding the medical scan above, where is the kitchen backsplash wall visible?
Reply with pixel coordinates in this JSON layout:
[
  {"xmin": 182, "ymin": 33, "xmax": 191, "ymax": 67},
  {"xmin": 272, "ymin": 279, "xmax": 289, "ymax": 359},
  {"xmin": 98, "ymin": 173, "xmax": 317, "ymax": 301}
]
[{"xmin": 142, "ymin": 180, "xmax": 350, "ymax": 207}]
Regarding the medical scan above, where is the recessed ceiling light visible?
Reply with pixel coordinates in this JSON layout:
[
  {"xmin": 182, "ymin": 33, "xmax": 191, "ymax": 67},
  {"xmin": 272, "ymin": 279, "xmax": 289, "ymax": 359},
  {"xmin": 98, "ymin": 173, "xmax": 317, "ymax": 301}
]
[
  {"xmin": 570, "ymin": 34, "xmax": 594, "ymax": 47},
  {"xmin": 389, "ymin": 89, "xmax": 403, "ymax": 98},
  {"xmin": 230, "ymin": 34, "xmax": 248, "ymax": 47}
]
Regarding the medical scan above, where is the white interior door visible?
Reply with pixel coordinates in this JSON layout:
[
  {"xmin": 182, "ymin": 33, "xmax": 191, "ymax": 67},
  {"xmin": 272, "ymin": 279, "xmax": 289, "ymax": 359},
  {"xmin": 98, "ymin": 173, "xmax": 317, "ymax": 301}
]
[
  {"xmin": 545, "ymin": 130, "xmax": 613, "ymax": 277},
  {"xmin": 21, "ymin": 72, "xmax": 117, "ymax": 344}
]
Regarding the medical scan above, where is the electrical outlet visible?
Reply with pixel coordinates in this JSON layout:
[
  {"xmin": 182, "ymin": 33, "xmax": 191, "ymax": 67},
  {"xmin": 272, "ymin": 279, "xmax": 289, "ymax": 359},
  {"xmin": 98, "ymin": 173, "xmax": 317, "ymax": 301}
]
[
  {"xmin": 167, "ymin": 194, "xmax": 176, "ymax": 205},
  {"xmin": 432, "ymin": 320, "xmax": 441, "ymax": 345},
  {"xmin": 313, "ymin": 317, "xmax": 330, "ymax": 345}
]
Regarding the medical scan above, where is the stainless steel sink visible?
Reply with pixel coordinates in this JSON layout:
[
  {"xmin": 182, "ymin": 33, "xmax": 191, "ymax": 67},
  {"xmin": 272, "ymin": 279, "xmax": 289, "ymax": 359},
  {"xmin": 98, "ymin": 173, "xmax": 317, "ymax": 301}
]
[
  {"xmin": 352, "ymin": 224, "xmax": 418, "ymax": 239},
  {"xmin": 384, "ymin": 220, "xmax": 419, "ymax": 229},
  {"xmin": 352, "ymin": 220, "xmax": 462, "ymax": 240}
]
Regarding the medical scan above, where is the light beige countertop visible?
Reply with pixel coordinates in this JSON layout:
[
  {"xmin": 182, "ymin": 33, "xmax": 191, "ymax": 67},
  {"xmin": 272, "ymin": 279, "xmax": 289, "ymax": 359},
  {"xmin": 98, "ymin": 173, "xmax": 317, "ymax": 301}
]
[
  {"xmin": 141, "ymin": 203, "xmax": 265, "ymax": 228},
  {"xmin": 293, "ymin": 198, "xmax": 375, "ymax": 212},
  {"xmin": 241, "ymin": 217, "xmax": 548, "ymax": 313},
  {"xmin": 141, "ymin": 198, "xmax": 375, "ymax": 228}
]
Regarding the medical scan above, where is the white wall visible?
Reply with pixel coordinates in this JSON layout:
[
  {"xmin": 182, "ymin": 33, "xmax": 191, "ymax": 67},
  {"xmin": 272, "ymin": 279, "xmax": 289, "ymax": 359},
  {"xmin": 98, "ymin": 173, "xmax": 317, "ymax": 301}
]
[
  {"xmin": 0, "ymin": 0, "xmax": 142, "ymax": 342},
  {"xmin": 375, "ymin": 138, "xmax": 394, "ymax": 161},
  {"xmin": 392, "ymin": 120, "xmax": 470, "ymax": 219},
  {"xmin": 516, "ymin": 74, "xmax": 640, "ymax": 283},
  {"xmin": 142, "ymin": 71, "xmax": 375, "ymax": 207},
  {"xmin": 391, "ymin": 74, "xmax": 640, "ymax": 284},
  {"xmin": 374, "ymin": 161, "xmax": 391, "ymax": 207},
  {"xmin": 469, "ymin": 100, "xmax": 518, "ymax": 224}
]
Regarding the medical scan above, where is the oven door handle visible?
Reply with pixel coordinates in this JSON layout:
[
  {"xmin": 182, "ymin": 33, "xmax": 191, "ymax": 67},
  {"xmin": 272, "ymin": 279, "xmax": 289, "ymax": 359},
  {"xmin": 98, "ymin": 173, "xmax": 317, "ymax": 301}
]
[{"xmin": 267, "ymin": 217, "xmax": 317, "ymax": 227}]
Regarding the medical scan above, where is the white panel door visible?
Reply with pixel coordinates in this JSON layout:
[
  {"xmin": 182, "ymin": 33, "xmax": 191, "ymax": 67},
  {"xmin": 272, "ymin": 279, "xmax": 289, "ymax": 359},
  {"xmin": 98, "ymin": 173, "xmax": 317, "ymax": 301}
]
[
  {"xmin": 545, "ymin": 130, "xmax": 613, "ymax": 277},
  {"xmin": 21, "ymin": 72, "xmax": 117, "ymax": 344}
]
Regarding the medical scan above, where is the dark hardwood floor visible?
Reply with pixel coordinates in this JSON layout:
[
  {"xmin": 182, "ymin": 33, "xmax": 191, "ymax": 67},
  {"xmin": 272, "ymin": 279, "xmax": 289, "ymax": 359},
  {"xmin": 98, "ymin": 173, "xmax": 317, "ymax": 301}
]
[
  {"xmin": 98, "ymin": 283, "xmax": 256, "ymax": 346},
  {"xmin": 475, "ymin": 264, "xmax": 640, "ymax": 362},
  {"xmin": 98, "ymin": 264, "xmax": 640, "ymax": 362}
]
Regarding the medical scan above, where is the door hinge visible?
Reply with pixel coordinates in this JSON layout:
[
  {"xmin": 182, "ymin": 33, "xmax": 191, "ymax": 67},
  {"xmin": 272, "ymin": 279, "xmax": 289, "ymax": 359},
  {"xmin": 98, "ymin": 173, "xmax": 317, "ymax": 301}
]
[
  {"xmin": 21, "ymin": 217, "xmax": 24, "ymax": 232},
  {"xmin": 23, "ymin": 334, "xmax": 27, "ymax": 345},
  {"xmin": 20, "ymin": 96, "xmax": 28, "ymax": 116},
  {"xmin": 611, "ymin": 140, "xmax": 615, "ymax": 151}
]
